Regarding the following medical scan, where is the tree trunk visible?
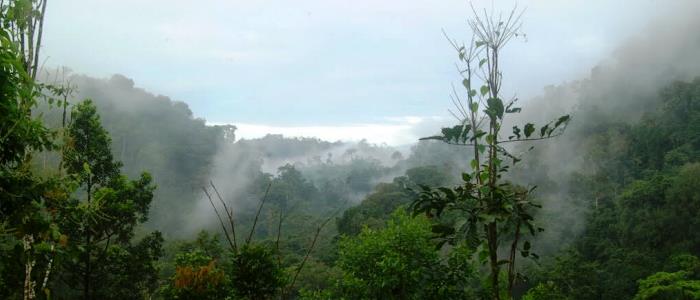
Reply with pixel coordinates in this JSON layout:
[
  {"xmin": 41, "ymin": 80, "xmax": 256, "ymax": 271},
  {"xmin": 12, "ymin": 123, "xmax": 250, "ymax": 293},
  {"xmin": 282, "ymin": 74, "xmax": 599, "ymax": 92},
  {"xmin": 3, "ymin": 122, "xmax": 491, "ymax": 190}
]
[{"xmin": 84, "ymin": 180, "xmax": 92, "ymax": 300}]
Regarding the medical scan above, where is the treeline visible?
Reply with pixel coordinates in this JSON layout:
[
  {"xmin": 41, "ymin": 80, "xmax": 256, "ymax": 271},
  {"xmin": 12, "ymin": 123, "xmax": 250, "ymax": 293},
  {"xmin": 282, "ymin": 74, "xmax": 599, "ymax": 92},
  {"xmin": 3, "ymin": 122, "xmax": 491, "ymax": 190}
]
[{"xmin": 3, "ymin": 1, "xmax": 700, "ymax": 299}]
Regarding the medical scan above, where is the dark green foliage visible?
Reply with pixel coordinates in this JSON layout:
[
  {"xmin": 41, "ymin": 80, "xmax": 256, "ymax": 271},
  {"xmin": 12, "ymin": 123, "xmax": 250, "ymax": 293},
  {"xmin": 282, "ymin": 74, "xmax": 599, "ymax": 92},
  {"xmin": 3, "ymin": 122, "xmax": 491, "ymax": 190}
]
[
  {"xmin": 62, "ymin": 99, "xmax": 121, "ymax": 187},
  {"xmin": 98, "ymin": 231, "xmax": 164, "ymax": 299},
  {"xmin": 229, "ymin": 243, "xmax": 286, "ymax": 299},
  {"xmin": 50, "ymin": 74, "xmax": 229, "ymax": 236},
  {"xmin": 336, "ymin": 182, "xmax": 409, "ymax": 236},
  {"xmin": 4, "ymin": 1, "xmax": 700, "ymax": 298},
  {"xmin": 528, "ymin": 78, "xmax": 700, "ymax": 299},
  {"xmin": 54, "ymin": 99, "xmax": 163, "ymax": 299},
  {"xmin": 0, "ymin": 22, "xmax": 65, "ymax": 300},
  {"xmin": 336, "ymin": 166, "xmax": 450, "ymax": 236}
]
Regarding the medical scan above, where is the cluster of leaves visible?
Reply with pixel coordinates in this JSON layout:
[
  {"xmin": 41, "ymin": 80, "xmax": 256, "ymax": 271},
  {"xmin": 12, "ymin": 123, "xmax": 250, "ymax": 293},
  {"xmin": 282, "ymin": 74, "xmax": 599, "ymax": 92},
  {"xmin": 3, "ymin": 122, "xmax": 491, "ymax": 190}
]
[
  {"xmin": 308, "ymin": 210, "xmax": 479, "ymax": 299},
  {"xmin": 46, "ymin": 99, "xmax": 164, "ymax": 299},
  {"xmin": 162, "ymin": 249, "xmax": 228, "ymax": 300},
  {"xmin": 229, "ymin": 243, "xmax": 287, "ymax": 299}
]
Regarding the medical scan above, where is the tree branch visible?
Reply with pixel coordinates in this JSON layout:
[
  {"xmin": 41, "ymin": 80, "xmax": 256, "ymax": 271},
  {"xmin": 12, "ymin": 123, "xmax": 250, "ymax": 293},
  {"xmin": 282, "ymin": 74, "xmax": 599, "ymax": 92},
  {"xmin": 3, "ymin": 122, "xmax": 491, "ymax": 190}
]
[
  {"xmin": 246, "ymin": 182, "xmax": 272, "ymax": 245},
  {"xmin": 201, "ymin": 187, "xmax": 235, "ymax": 251},
  {"xmin": 210, "ymin": 181, "xmax": 237, "ymax": 251}
]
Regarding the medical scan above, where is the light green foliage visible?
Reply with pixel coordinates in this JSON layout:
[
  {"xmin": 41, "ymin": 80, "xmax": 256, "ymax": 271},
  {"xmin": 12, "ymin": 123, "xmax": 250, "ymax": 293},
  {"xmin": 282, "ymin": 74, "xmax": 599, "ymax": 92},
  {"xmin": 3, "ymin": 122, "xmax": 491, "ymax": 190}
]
[
  {"xmin": 522, "ymin": 282, "xmax": 568, "ymax": 300},
  {"xmin": 634, "ymin": 271, "xmax": 700, "ymax": 300},
  {"xmin": 333, "ymin": 210, "xmax": 477, "ymax": 299}
]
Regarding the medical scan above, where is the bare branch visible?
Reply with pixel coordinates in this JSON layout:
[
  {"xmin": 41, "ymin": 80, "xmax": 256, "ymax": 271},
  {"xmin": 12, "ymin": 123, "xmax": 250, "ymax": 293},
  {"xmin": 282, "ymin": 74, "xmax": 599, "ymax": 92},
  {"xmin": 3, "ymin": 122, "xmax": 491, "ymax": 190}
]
[
  {"xmin": 201, "ymin": 187, "xmax": 235, "ymax": 251},
  {"xmin": 32, "ymin": 0, "xmax": 48, "ymax": 80},
  {"xmin": 210, "ymin": 181, "xmax": 238, "ymax": 251},
  {"xmin": 246, "ymin": 182, "xmax": 272, "ymax": 245},
  {"xmin": 285, "ymin": 209, "xmax": 340, "ymax": 296}
]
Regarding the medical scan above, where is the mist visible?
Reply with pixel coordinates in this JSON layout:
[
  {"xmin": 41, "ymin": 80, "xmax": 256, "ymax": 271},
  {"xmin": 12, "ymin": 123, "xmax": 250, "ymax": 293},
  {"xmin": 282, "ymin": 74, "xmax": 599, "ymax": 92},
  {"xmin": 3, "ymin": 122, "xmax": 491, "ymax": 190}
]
[
  {"xmin": 8, "ymin": 0, "xmax": 700, "ymax": 298},
  {"xmin": 36, "ymin": 0, "xmax": 700, "ymax": 240}
]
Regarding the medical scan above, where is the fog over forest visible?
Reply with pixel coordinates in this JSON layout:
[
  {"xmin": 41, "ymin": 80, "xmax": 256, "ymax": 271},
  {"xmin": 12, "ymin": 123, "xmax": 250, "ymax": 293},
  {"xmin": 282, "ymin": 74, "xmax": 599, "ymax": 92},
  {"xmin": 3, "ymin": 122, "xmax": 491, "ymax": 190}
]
[{"xmin": 2, "ymin": 1, "xmax": 700, "ymax": 299}]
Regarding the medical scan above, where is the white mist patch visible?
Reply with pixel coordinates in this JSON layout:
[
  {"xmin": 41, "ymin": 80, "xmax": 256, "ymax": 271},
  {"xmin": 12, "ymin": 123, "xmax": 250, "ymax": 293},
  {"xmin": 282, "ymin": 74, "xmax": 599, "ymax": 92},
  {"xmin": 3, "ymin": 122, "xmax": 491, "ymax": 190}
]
[
  {"xmin": 183, "ymin": 140, "xmax": 264, "ymax": 236},
  {"xmin": 208, "ymin": 116, "xmax": 449, "ymax": 147}
]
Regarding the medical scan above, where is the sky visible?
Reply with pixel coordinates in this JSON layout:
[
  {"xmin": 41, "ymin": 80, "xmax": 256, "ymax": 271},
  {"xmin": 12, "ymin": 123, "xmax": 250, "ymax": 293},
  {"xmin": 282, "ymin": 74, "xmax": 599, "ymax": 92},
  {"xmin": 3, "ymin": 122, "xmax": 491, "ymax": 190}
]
[{"xmin": 42, "ymin": 0, "xmax": 671, "ymax": 145}]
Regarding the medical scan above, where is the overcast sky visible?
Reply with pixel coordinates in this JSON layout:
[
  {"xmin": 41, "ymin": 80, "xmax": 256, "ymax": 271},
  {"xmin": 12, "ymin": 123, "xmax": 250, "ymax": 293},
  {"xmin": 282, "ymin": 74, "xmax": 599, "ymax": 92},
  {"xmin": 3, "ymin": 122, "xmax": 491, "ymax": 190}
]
[{"xmin": 42, "ymin": 0, "xmax": 677, "ymax": 145}]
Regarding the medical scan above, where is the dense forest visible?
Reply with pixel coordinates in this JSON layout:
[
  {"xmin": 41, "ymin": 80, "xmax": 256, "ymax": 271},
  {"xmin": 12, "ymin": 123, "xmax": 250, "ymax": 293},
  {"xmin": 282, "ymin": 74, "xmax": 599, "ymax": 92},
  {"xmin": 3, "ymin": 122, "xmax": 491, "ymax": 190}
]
[{"xmin": 2, "ymin": 1, "xmax": 700, "ymax": 299}]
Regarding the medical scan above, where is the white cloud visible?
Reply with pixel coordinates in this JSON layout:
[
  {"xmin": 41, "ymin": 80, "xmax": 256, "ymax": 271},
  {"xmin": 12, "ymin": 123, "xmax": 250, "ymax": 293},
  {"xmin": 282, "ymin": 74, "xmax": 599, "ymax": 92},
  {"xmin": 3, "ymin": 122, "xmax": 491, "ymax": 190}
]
[{"xmin": 209, "ymin": 115, "xmax": 451, "ymax": 146}]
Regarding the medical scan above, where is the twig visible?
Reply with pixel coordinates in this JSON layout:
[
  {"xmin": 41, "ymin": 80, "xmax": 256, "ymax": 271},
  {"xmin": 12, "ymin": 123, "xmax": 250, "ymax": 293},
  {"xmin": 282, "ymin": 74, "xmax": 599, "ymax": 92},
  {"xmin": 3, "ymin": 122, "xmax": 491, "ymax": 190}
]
[
  {"xmin": 202, "ymin": 187, "xmax": 235, "ymax": 251},
  {"xmin": 210, "ymin": 181, "xmax": 237, "ymax": 251},
  {"xmin": 284, "ymin": 209, "xmax": 340, "ymax": 297},
  {"xmin": 246, "ymin": 182, "xmax": 272, "ymax": 245}
]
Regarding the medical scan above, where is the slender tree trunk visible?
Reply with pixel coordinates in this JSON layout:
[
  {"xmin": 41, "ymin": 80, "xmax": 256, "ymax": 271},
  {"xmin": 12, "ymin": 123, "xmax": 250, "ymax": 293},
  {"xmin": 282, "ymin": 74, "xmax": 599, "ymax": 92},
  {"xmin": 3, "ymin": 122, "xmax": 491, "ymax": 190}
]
[
  {"xmin": 84, "ymin": 180, "xmax": 92, "ymax": 300},
  {"xmin": 507, "ymin": 221, "xmax": 521, "ymax": 299},
  {"xmin": 23, "ymin": 235, "xmax": 36, "ymax": 300},
  {"xmin": 488, "ymin": 223, "xmax": 500, "ymax": 300}
]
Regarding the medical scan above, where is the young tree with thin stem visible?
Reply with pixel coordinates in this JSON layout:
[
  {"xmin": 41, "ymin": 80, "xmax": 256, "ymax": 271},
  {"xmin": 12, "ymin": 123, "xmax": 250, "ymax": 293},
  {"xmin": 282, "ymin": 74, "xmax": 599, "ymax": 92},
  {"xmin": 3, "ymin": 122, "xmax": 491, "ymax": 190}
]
[{"xmin": 411, "ymin": 6, "xmax": 570, "ymax": 299}]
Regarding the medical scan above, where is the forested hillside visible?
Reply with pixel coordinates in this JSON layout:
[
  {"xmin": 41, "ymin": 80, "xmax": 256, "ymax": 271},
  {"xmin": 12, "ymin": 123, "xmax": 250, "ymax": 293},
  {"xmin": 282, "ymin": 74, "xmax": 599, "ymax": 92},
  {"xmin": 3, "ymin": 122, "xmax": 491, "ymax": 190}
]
[{"xmin": 2, "ymin": 1, "xmax": 700, "ymax": 299}]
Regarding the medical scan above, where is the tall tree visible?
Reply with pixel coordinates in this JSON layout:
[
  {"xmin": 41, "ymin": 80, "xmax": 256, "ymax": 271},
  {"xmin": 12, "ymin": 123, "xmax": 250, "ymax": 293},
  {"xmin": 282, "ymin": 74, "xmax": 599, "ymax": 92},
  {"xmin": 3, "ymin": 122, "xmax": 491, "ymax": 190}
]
[
  {"xmin": 0, "ymin": 0, "xmax": 49, "ymax": 80},
  {"xmin": 0, "ymin": 12, "xmax": 64, "ymax": 299},
  {"xmin": 58, "ymin": 99, "xmax": 162, "ymax": 299},
  {"xmin": 411, "ymin": 7, "xmax": 570, "ymax": 299}
]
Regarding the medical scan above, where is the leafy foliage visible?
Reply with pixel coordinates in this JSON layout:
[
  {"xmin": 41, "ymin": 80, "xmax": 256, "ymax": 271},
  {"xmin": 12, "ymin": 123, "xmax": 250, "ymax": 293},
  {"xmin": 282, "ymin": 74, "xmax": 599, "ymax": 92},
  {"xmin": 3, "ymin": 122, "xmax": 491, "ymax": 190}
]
[
  {"xmin": 411, "ymin": 8, "xmax": 569, "ymax": 299},
  {"xmin": 55, "ymin": 99, "xmax": 163, "ymax": 299},
  {"xmin": 229, "ymin": 243, "xmax": 286, "ymax": 299},
  {"xmin": 332, "ymin": 210, "xmax": 477, "ymax": 299}
]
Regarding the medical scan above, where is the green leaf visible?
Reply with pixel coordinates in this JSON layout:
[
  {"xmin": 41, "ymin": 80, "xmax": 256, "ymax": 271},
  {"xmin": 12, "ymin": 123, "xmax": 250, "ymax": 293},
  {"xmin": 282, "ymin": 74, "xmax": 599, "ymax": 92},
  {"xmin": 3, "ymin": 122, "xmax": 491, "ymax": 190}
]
[
  {"xmin": 461, "ymin": 172, "xmax": 471, "ymax": 182},
  {"xmin": 540, "ymin": 124, "xmax": 549, "ymax": 137},
  {"xmin": 479, "ymin": 58, "xmax": 487, "ymax": 67},
  {"xmin": 480, "ymin": 85, "xmax": 490, "ymax": 96},
  {"xmin": 487, "ymin": 97, "xmax": 504, "ymax": 119},
  {"xmin": 470, "ymin": 102, "xmax": 478, "ymax": 112},
  {"xmin": 555, "ymin": 114, "xmax": 570, "ymax": 128},
  {"xmin": 524, "ymin": 123, "xmax": 535, "ymax": 138},
  {"xmin": 475, "ymin": 40, "xmax": 486, "ymax": 48},
  {"xmin": 469, "ymin": 89, "xmax": 477, "ymax": 98},
  {"xmin": 479, "ymin": 172, "xmax": 489, "ymax": 184},
  {"xmin": 512, "ymin": 126, "xmax": 521, "ymax": 139},
  {"xmin": 462, "ymin": 79, "xmax": 470, "ymax": 89}
]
